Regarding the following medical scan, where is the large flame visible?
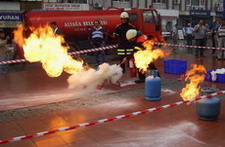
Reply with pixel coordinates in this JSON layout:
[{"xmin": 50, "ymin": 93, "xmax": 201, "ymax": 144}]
[
  {"xmin": 134, "ymin": 39, "xmax": 171, "ymax": 73},
  {"xmin": 180, "ymin": 64, "xmax": 206, "ymax": 101},
  {"xmin": 13, "ymin": 25, "xmax": 84, "ymax": 77}
]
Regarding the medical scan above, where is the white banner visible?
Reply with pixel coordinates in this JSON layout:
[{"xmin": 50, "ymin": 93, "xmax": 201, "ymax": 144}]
[{"xmin": 42, "ymin": 3, "xmax": 89, "ymax": 11}]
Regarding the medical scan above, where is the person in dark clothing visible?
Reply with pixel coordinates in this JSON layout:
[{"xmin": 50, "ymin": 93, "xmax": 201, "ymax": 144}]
[
  {"xmin": 0, "ymin": 29, "xmax": 10, "ymax": 73},
  {"xmin": 121, "ymin": 29, "xmax": 159, "ymax": 83},
  {"xmin": 209, "ymin": 19, "xmax": 220, "ymax": 54},
  {"xmin": 184, "ymin": 23, "xmax": 194, "ymax": 46},
  {"xmin": 113, "ymin": 12, "xmax": 135, "ymax": 73},
  {"xmin": 216, "ymin": 19, "xmax": 225, "ymax": 60},
  {"xmin": 88, "ymin": 20, "xmax": 107, "ymax": 65},
  {"xmin": 50, "ymin": 21, "xmax": 64, "ymax": 36}
]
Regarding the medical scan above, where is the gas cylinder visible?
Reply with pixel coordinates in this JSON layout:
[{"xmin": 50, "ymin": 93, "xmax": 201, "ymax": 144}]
[
  {"xmin": 129, "ymin": 58, "xmax": 136, "ymax": 77},
  {"xmin": 145, "ymin": 70, "xmax": 161, "ymax": 101},
  {"xmin": 196, "ymin": 87, "xmax": 221, "ymax": 121}
]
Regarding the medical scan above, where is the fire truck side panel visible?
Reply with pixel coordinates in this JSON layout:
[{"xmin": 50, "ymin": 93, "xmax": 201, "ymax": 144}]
[
  {"xmin": 24, "ymin": 10, "xmax": 122, "ymax": 40},
  {"xmin": 24, "ymin": 9, "xmax": 162, "ymax": 41}
]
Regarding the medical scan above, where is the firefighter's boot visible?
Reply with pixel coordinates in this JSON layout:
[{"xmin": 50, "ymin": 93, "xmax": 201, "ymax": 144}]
[{"xmin": 135, "ymin": 72, "xmax": 145, "ymax": 83}]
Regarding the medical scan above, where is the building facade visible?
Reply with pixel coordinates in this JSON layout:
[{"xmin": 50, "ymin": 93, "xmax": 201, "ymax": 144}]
[
  {"xmin": 89, "ymin": 0, "xmax": 223, "ymax": 29},
  {"xmin": 0, "ymin": 0, "xmax": 223, "ymax": 33}
]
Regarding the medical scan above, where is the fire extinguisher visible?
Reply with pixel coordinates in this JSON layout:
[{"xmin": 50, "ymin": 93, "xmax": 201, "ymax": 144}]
[{"xmin": 129, "ymin": 58, "xmax": 136, "ymax": 77}]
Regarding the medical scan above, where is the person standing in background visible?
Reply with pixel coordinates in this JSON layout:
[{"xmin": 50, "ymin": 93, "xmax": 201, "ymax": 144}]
[
  {"xmin": 204, "ymin": 23, "xmax": 211, "ymax": 46},
  {"xmin": 216, "ymin": 19, "xmax": 225, "ymax": 60},
  {"xmin": 0, "ymin": 29, "xmax": 10, "ymax": 73},
  {"xmin": 209, "ymin": 19, "xmax": 220, "ymax": 54},
  {"xmin": 172, "ymin": 24, "xmax": 178, "ymax": 45},
  {"xmin": 88, "ymin": 20, "xmax": 107, "ymax": 65},
  {"xmin": 185, "ymin": 23, "xmax": 194, "ymax": 46},
  {"xmin": 194, "ymin": 20, "xmax": 207, "ymax": 57},
  {"xmin": 50, "ymin": 22, "xmax": 64, "ymax": 36}
]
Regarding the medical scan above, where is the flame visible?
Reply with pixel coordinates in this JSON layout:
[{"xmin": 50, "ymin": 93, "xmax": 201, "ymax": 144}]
[
  {"xmin": 13, "ymin": 24, "xmax": 84, "ymax": 77},
  {"xmin": 134, "ymin": 39, "xmax": 171, "ymax": 73},
  {"xmin": 180, "ymin": 64, "xmax": 206, "ymax": 101},
  {"xmin": 13, "ymin": 24, "xmax": 25, "ymax": 46}
]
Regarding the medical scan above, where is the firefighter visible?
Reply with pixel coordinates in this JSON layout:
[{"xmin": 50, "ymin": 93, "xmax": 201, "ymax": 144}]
[
  {"xmin": 113, "ymin": 12, "xmax": 135, "ymax": 73},
  {"xmin": 122, "ymin": 29, "xmax": 159, "ymax": 83}
]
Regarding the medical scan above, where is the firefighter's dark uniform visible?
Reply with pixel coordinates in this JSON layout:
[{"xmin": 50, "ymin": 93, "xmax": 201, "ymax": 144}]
[
  {"xmin": 128, "ymin": 34, "xmax": 159, "ymax": 83},
  {"xmin": 114, "ymin": 23, "xmax": 135, "ymax": 73}
]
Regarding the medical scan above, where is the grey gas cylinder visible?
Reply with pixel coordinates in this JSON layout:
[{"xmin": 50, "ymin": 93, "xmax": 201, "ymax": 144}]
[{"xmin": 196, "ymin": 87, "xmax": 221, "ymax": 121}]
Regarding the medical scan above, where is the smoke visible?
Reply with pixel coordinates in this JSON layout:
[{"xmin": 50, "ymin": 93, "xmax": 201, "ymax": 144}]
[{"xmin": 67, "ymin": 63, "xmax": 123, "ymax": 94}]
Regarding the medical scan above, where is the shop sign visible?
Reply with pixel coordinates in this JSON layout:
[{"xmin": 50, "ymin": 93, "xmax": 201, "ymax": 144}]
[
  {"xmin": 0, "ymin": 14, "xmax": 22, "ymax": 28},
  {"xmin": 0, "ymin": 21, "xmax": 22, "ymax": 28},
  {"xmin": 42, "ymin": 3, "xmax": 89, "ymax": 11},
  {"xmin": 0, "ymin": 14, "xmax": 22, "ymax": 21},
  {"xmin": 190, "ymin": 10, "xmax": 210, "ymax": 16},
  {"xmin": 216, "ymin": 12, "xmax": 223, "ymax": 18}
]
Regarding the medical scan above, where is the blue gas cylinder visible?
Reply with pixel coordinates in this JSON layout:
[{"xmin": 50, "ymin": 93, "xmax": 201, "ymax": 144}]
[
  {"xmin": 145, "ymin": 70, "xmax": 161, "ymax": 101},
  {"xmin": 196, "ymin": 87, "xmax": 221, "ymax": 121}
]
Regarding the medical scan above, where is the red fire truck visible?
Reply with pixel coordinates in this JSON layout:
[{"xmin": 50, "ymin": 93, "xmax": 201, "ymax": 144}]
[{"xmin": 24, "ymin": 8, "xmax": 162, "ymax": 42}]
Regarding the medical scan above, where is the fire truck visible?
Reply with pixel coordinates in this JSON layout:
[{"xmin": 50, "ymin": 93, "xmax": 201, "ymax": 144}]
[{"xmin": 24, "ymin": 7, "xmax": 162, "ymax": 48}]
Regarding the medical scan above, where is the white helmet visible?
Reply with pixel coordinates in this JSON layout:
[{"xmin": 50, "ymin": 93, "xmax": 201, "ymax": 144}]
[
  {"xmin": 120, "ymin": 12, "xmax": 129, "ymax": 19},
  {"xmin": 126, "ymin": 29, "xmax": 137, "ymax": 40}
]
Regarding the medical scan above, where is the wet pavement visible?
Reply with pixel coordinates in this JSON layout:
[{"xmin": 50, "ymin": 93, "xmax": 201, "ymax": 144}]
[{"xmin": 0, "ymin": 43, "xmax": 225, "ymax": 147}]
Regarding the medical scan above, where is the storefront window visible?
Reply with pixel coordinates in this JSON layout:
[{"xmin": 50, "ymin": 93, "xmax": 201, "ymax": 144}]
[
  {"xmin": 113, "ymin": 0, "xmax": 130, "ymax": 2},
  {"xmin": 21, "ymin": 0, "xmax": 42, "ymax": 2},
  {"xmin": 187, "ymin": 0, "xmax": 204, "ymax": 6},
  {"xmin": 42, "ymin": 0, "xmax": 87, "ymax": 2},
  {"xmin": 153, "ymin": 0, "xmax": 165, "ymax": 4},
  {"xmin": 200, "ymin": 0, "xmax": 205, "ymax": 6},
  {"xmin": 67, "ymin": 0, "xmax": 87, "ymax": 3},
  {"xmin": 186, "ymin": 0, "xmax": 191, "ymax": 6},
  {"xmin": 191, "ymin": 0, "xmax": 199, "ymax": 6},
  {"xmin": 174, "ymin": 0, "xmax": 180, "ymax": 4}
]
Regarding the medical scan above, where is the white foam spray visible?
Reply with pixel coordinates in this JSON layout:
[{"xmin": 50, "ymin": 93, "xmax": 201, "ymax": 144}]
[{"xmin": 67, "ymin": 63, "xmax": 123, "ymax": 93}]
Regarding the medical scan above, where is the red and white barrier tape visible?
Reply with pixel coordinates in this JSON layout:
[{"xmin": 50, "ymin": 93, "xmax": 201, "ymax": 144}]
[
  {"xmin": 154, "ymin": 42, "xmax": 225, "ymax": 50},
  {"xmin": 0, "ymin": 90, "xmax": 224, "ymax": 144},
  {"xmin": 69, "ymin": 45, "xmax": 118, "ymax": 55},
  {"xmin": 0, "ymin": 42, "xmax": 223, "ymax": 65},
  {"xmin": 0, "ymin": 59, "xmax": 28, "ymax": 65},
  {"xmin": 0, "ymin": 45, "xmax": 118, "ymax": 65}
]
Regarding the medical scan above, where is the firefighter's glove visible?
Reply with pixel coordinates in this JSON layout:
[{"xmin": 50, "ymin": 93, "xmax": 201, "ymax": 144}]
[
  {"xmin": 113, "ymin": 32, "xmax": 119, "ymax": 37},
  {"xmin": 121, "ymin": 57, "xmax": 127, "ymax": 64},
  {"xmin": 134, "ymin": 46, "xmax": 142, "ymax": 51}
]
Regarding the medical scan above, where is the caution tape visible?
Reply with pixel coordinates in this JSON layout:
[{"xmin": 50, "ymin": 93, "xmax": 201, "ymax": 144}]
[
  {"xmin": 0, "ymin": 42, "xmax": 224, "ymax": 65},
  {"xmin": 154, "ymin": 42, "xmax": 225, "ymax": 50},
  {"xmin": 0, "ymin": 90, "xmax": 224, "ymax": 144},
  {"xmin": 0, "ymin": 59, "xmax": 28, "ymax": 65},
  {"xmin": 69, "ymin": 45, "xmax": 118, "ymax": 55},
  {"xmin": 0, "ymin": 45, "xmax": 118, "ymax": 65}
]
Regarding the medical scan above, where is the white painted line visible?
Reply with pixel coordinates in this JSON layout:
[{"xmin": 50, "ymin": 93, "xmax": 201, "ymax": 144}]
[
  {"xmin": 162, "ymin": 88, "xmax": 176, "ymax": 94},
  {"xmin": 120, "ymin": 81, "xmax": 136, "ymax": 87}
]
